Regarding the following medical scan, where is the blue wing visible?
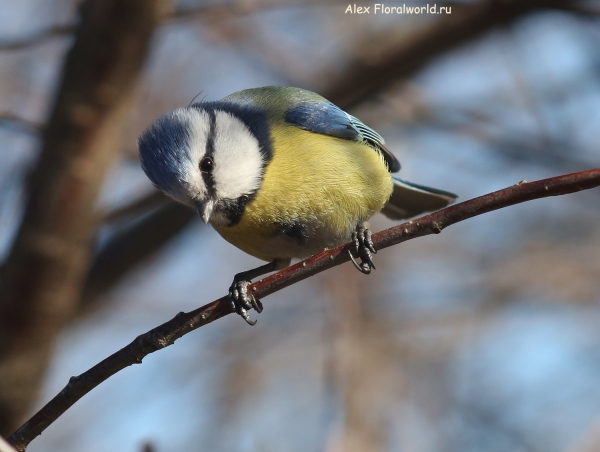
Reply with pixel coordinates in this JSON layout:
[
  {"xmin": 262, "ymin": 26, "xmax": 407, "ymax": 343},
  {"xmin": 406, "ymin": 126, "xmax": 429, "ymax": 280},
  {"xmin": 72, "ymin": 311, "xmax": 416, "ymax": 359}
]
[{"xmin": 285, "ymin": 102, "xmax": 401, "ymax": 173}]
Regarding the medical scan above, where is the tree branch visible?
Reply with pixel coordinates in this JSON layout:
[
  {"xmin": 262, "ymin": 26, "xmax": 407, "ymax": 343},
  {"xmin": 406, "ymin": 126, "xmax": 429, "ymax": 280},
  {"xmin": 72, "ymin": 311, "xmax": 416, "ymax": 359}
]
[
  {"xmin": 0, "ymin": 24, "xmax": 75, "ymax": 52},
  {"xmin": 322, "ymin": 0, "xmax": 577, "ymax": 110},
  {"xmin": 167, "ymin": 0, "xmax": 329, "ymax": 19},
  {"xmin": 0, "ymin": 0, "xmax": 167, "ymax": 435},
  {"xmin": 100, "ymin": 190, "xmax": 169, "ymax": 224},
  {"xmin": 82, "ymin": 200, "xmax": 198, "ymax": 307},
  {"xmin": 562, "ymin": 0, "xmax": 600, "ymax": 15},
  {"xmin": 0, "ymin": 114, "xmax": 43, "ymax": 136},
  {"xmin": 7, "ymin": 168, "xmax": 600, "ymax": 451},
  {"xmin": 0, "ymin": 0, "xmax": 324, "ymax": 52}
]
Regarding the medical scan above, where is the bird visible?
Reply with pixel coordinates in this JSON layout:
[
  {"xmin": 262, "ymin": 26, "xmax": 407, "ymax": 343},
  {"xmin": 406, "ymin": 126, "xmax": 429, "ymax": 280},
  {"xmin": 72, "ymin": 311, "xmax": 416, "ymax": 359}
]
[{"xmin": 138, "ymin": 86, "xmax": 457, "ymax": 325}]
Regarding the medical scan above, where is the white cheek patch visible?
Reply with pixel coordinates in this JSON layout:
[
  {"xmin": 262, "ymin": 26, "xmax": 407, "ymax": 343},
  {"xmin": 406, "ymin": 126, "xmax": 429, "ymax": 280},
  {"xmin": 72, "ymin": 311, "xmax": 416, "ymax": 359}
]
[
  {"xmin": 175, "ymin": 108, "xmax": 211, "ymax": 199},
  {"xmin": 212, "ymin": 111, "xmax": 264, "ymax": 199}
]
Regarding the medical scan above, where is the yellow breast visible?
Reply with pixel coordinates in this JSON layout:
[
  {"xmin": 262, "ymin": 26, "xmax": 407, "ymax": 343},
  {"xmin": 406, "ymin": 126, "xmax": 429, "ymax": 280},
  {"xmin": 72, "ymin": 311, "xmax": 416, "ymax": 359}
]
[{"xmin": 213, "ymin": 125, "xmax": 393, "ymax": 262}]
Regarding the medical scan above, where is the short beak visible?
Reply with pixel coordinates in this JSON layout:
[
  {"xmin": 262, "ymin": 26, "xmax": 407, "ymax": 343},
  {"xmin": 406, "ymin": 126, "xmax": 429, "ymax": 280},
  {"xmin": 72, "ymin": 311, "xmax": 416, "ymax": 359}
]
[{"xmin": 195, "ymin": 199, "xmax": 214, "ymax": 224}]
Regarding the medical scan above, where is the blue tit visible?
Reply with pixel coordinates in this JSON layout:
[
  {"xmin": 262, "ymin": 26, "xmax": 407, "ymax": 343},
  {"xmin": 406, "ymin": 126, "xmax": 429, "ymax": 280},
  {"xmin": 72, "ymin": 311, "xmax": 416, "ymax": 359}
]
[{"xmin": 138, "ymin": 86, "xmax": 456, "ymax": 324}]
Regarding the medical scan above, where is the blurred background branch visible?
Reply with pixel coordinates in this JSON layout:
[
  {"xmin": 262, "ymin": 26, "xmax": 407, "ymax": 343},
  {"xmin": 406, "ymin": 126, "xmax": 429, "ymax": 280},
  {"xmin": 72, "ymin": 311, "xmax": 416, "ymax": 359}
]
[
  {"xmin": 82, "ymin": 197, "xmax": 196, "ymax": 307},
  {"xmin": 0, "ymin": 0, "xmax": 169, "ymax": 436},
  {"xmin": 322, "ymin": 0, "xmax": 578, "ymax": 109},
  {"xmin": 0, "ymin": 114, "xmax": 42, "ymax": 136},
  {"xmin": 0, "ymin": 24, "xmax": 75, "ymax": 52}
]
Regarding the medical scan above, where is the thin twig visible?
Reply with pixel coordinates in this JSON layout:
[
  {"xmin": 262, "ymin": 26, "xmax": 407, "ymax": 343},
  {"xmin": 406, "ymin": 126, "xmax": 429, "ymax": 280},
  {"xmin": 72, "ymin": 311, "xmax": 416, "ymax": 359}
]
[
  {"xmin": 100, "ymin": 190, "xmax": 170, "ymax": 224},
  {"xmin": 82, "ymin": 200, "xmax": 198, "ymax": 307},
  {"xmin": 0, "ymin": 114, "xmax": 43, "ymax": 136},
  {"xmin": 0, "ymin": 24, "xmax": 75, "ymax": 52},
  {"xmin": 8, "ymin": 168, "xmax": 600, "ymax": 451}
]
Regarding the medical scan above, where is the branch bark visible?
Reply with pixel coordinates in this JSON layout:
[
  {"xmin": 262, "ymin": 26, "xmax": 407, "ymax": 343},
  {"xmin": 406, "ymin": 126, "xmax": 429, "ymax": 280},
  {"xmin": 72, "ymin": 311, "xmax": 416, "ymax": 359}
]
[
  {"xmin": 0, "ymin": 0, "xmax": 167, "ymax": 435},
  {"xmin": 7, "ymin": 168, "xmax": 600, "ymax": 451}
]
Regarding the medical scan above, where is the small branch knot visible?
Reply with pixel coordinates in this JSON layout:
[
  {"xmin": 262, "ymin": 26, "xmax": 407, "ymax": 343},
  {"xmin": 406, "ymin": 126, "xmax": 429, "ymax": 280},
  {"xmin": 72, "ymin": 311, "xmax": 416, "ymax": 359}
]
[{"xmin": 157, "ymin": 336, "xmax": 173, "ymax": 347}]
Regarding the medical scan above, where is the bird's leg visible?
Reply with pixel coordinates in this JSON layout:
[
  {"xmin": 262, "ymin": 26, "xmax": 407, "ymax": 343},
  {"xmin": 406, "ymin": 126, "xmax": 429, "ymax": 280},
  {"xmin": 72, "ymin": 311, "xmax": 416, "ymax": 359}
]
[
  {"xmin": 229, "ymin": 258, "xmax": 290, "ymax": 325},
  {"xmin": 348, "ymin": 223, "xmax": 377, "ymax": 275}
]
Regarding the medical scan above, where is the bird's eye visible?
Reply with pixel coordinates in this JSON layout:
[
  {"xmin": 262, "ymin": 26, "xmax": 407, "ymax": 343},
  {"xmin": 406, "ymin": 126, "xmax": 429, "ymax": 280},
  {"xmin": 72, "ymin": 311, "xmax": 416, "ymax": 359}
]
[{"xmin": 200, "ymin": 157, "xmax": 214, "ymax": 173}]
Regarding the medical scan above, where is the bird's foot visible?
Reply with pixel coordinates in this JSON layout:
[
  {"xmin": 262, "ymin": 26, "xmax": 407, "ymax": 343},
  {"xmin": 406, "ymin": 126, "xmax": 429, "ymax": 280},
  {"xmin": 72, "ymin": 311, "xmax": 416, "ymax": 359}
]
[
  {"xmin": 229, "ymin": 279, "xmax": 263, "ymax": 326},
  {"xmin": 348, "ymin": 225, "xmax": 377, "ymax": 275}
]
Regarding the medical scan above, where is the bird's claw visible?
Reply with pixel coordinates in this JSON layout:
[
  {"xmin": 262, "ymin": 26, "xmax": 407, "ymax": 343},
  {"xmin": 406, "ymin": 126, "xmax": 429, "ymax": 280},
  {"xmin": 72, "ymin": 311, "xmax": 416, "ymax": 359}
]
[
  {"xmin": 229, "ymin": 280, "xmax": 263, "ymax": 326},
  {"xmin": 349, "ymin": 226, "xmax": 377, "ymax": 275}
]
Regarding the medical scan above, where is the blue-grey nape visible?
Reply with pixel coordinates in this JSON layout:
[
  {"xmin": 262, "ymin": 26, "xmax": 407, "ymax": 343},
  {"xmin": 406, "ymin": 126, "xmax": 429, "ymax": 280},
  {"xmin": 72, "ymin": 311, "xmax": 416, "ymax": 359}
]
[
  {"xmin": 285, "ymin": 101, "xmax": 401, "ymax": 173},
  {"xmin": 138, "ymin": 111, "xmax": 193, "ymax": 193}
]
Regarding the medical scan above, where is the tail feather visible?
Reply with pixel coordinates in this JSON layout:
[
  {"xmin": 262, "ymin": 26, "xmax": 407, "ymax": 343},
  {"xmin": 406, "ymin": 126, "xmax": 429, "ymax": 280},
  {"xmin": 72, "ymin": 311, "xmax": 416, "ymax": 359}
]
[{"xmin": 381, "ymin": 178, "xmax": 457, "ymax": 220}]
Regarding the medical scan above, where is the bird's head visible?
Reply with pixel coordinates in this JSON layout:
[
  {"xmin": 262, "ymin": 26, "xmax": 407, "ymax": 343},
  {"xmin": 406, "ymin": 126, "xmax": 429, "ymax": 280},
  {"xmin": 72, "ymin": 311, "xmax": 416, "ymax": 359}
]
[{"xmin": 138, "ymin": 103, "xmax": 273, "ymax": 226}]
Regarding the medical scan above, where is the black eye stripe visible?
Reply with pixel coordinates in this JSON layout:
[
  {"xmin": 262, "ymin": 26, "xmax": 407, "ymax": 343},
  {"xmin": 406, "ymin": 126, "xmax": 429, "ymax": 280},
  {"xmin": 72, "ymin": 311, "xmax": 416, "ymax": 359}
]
[{"xmin": 201, "ymin": 110, "xmax": 217, "ymax": 198}]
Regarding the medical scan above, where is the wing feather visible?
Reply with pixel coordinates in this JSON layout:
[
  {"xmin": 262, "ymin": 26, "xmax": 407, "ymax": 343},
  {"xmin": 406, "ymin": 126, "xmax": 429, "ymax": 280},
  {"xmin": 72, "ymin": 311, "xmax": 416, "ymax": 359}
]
[
  {"xmin": 381, "ymin": 178, "xmax": 458, "ymax": 219},
  {"xmin": 285, "ymin": 102, "xmax": 401, "ymax": 172}
]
